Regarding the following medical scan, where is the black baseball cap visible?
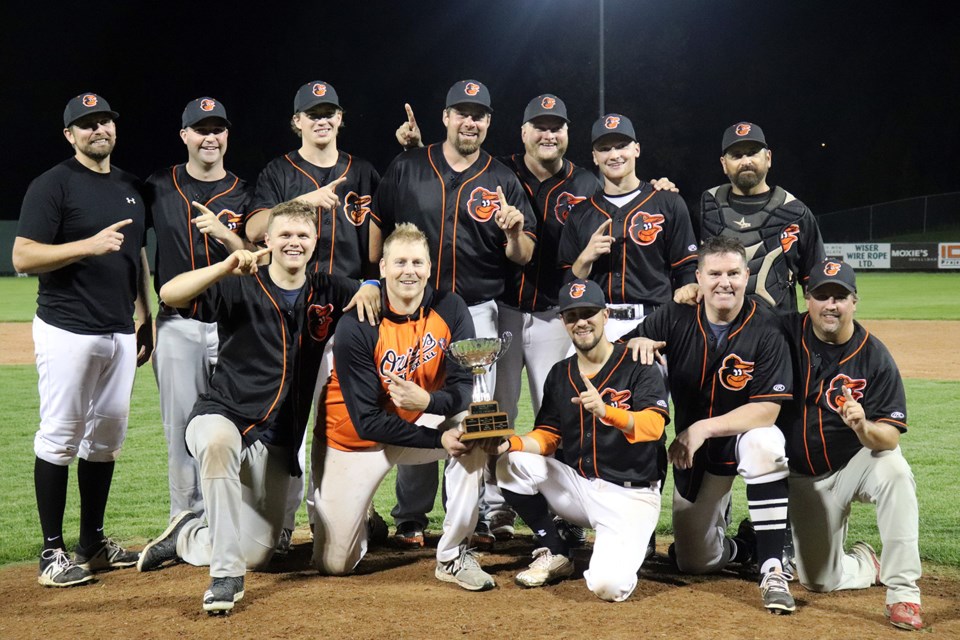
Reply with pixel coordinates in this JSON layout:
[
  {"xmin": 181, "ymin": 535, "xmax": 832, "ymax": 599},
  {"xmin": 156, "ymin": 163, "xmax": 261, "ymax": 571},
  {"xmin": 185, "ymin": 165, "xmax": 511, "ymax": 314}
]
[
  {"xmin": 63, "ymin": 93, "xmax": 119, "ymax": 127},
  {"xmin": 523, "ymin": 94, "xmax": 568, "ymax": 124},
  {"xmin": 721, "ymin": 122, "xmax": 767, "ymax": 154},
  {"xmin": 558, "ymin": 279, "xmax": 607, "ymax": 313},
  {"xmin": 807, "ymin": 260, "xmax": 857, "ymax": 294},
  {"xmin": 294, "ymin": 80, "xmax": 342, "ymax": 113},
  {"xmin": 445, "ymin": 79, "xmax": 493, "ymax": 112},
  {"xmin": 182, "ymin": 97, "xmax": 231, "ymax": 129},
  {"xmin": 591, "ymin": 113, "xmax": 637, "ymax": 145}
]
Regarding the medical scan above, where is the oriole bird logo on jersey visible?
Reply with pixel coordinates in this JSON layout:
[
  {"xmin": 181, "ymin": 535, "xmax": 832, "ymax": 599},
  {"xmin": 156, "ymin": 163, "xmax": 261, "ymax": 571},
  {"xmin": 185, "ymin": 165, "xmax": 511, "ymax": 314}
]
[
  {"xmin": 218, "ymin": 208, "xmax": 243, "ymax": 232},
  {"xmin": 826, "ymin": 374, "xmax": 867, "ymax": 413},
  {"xmin": 598, "ymin": 387, "xmax": 633, "ymax": 426},
  {"xmin": 467, "ymin": 186, "xmax": 501, "ymax": 223},
  {"xmin": 718, "ymin": 354, "xmax": 755, "ymax": 391},
  {"xmin": 343, "ymin": 191, "xmax": 372, "ymax": 226},
  {"xmin": 554, "ymin": 192, "xmax": 586, "ymax": 224},
  {"xmin": 628, "ymin": 211, "xmax": 665, "ymax": 246},
  {"xmin": 780, "ymin": 224, "xmax": 800, "ymax": 253},
  {"xmin": 308, "ymin": 303, "xmax": 334, "ymax": 342}
]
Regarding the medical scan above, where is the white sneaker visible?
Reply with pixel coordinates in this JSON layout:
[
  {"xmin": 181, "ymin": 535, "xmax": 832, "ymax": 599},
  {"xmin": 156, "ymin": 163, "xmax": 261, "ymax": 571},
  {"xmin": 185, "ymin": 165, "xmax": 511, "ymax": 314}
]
[
  {"xmin": 435, "ymin": 548, "xmax": 495, "ymax": 591},
  {"xmin": 515, "ymin": 547, "xmax": 574, "ymax": 588}
]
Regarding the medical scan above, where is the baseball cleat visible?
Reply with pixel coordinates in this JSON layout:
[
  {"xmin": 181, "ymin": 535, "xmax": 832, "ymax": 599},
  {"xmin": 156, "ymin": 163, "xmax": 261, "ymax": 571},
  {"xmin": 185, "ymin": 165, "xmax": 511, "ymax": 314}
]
[
  {"xmin": 74, "ymin": 537, "xmax": 139, "ymax": 571},
  {"xmin": 393, "ymin": 522, "xmax": 425, "ymax": 549},
  {"xmin": 137, "ymin": 510, "xmax": 198, "ymax": 571},
  {"xmin": 885, "ymin": 602, "xmax": 923, "ymax": 631},
  {"xmin": 38, "ymin": 548, "xmax": 95, "ymax": 588},
  {"xmin": 488, "ymin": 509, "xmax": 516, "ymax": 540},
  {"xmin": 203, "ymin": 575, "xmax": 245, "ymax": 614},
  {"xmin": 435, "ymin": 548, "xmax": 495, "ymax": 591},
  {"xmin": 850, "ymin": 541, "xmax": 881, "ymax": 586},
  {"xmin": 554, "ymin": 516, "xmax": 587, "ymax": 548},
  {"xmin": 366, "ymin": 505, "xmax": 389, "ymax": 546},
  {"xmin": 274, "ymin": 528, "xmax": 293, "ymax": 557},
  {"xmin": 515, "ymin": 547, "xmax": 574, "ymax": 588},
  {"xmin": 759, "ymin": 570, "xmax": 796, "ymax": 614}
]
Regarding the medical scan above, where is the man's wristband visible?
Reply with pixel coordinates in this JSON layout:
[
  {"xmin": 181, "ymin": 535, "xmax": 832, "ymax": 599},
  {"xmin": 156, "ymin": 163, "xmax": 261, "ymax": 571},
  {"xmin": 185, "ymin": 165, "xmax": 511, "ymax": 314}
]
[{"xmin": 362, "ymin": 279, "xmax": 381, "ymax": 287}]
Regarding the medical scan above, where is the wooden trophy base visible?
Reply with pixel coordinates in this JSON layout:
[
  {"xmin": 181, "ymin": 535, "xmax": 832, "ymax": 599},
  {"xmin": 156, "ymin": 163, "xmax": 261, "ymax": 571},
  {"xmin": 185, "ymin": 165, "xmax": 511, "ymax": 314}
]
[{"xmin": 460, "ymin": 400, "xmax": 514, "ymax": 441}]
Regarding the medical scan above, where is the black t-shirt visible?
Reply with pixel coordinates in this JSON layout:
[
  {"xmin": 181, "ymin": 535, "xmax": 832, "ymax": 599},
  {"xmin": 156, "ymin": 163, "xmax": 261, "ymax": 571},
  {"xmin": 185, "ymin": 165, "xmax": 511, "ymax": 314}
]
[
  {"xmin": 17, "ymin": 158, "xmax": 146, "ymax": 334},
  {"xmin": 727, "ymin": 191, "xmax": 773, "ymax": 215}
]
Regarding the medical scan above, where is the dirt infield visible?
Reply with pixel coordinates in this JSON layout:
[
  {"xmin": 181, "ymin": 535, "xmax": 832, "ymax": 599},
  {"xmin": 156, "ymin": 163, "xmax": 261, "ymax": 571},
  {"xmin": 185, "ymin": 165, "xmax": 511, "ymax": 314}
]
[
  {"xmin": 1, "ymin": 535, "xmax": 957, "ymax": 639},
  {"xmin": 1, "ymin": 320, "xmax": 957, "ymax": 379},
  {"xmin": 1, "ymin": 320, "xmax": 957, "ymax": 638}
]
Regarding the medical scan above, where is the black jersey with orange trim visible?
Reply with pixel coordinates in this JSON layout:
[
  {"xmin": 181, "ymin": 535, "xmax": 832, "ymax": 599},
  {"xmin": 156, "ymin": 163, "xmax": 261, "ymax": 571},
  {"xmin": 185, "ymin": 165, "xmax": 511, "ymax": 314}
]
[
  {"xmin": 249, "ymin": 150, "xmax": 380, "ymax": 279},
  {"xmin": 534, "ymin": 343, "xmax": 669, "ymax": 486},
  {"xmin": 498, "ymin": 154, "xmax": 600, "ymax": 311},
  {"xmin": 145, "ymin": 164, "xmax": 249, "ymax": 293},
  {"xmin": 324, "ymin": 285, "xmax": 474, "ymax": 452},
  {"xmin": 558, "ymin": 184, "xmax": 698, "ymax": 305},
  {"xmin": 697, "ymin": 185, "xmax": 825, "ymax": 312},
  {"xmin": 371, "ymin": 145, "xmax": 537, "ymax": 305},
  {"xmin": 780, "ymin": 314, "xmax": 908, "ymax": 476},
  {"xmin": 634, "ymin": 299, "xmax": 793, "ymax": 499},
  {"xmin": 186, "ymin": 271, "xmax": 359, "ymax": 473}
]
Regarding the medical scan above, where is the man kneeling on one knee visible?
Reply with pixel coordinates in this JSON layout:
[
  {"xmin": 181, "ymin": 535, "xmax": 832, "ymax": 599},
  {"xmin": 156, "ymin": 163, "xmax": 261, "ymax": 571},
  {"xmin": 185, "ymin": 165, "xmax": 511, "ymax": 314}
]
[{"xmin": 494, "ymin": 279, "xmax": 669, "ymax": 602}]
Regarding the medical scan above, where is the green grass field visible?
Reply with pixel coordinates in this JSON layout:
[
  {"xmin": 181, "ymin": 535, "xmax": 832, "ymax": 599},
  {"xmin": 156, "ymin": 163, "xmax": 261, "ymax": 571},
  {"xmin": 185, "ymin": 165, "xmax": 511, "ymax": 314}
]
[{"xmin": 1, "ymin": 273, "xmax": 957, "ymax": 570}]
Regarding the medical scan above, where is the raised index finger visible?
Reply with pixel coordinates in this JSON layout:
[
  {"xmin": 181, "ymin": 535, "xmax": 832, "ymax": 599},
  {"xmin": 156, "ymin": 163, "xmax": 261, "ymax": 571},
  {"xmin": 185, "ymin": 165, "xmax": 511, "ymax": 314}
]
[
  {"xmin": 593, "ymin": 219, "xmax": 612, "ymax": 236},
  {"xmin": 253, "ymin": 247, "xmax": 272, "ymax": 259},
  {"xmin": 326, "ymin": 176, "xmax": 348, "ymax": 189},
  {"xmin": 191, "ymin": 201, "xmax": 213, "ymax": 215},
  {"xmin": 108, "ymin": 218, "xmax": 134, "ymax": 231},
  {"xmin": 580, "ymin": 371, "xmax": 597, "ymax": 391},
  {"xmin": 404, "ymin": 103, "xmax": 417, "ymax": 126},
  {"xmin": 384, "ymin": 369, "xmax": 404, "ymax": 384}
]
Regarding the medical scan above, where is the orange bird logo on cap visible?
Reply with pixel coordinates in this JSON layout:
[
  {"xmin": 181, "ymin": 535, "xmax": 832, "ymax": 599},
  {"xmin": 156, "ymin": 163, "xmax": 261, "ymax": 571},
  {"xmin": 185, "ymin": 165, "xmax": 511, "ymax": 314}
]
[
  {"xmin": 826, "ymin": 374, "xmax": 867, "ymax": 413},
  {"xmin": 823, "ymin": 261, "xmax": 842, "ymax": 276},
  {"xmin": 200, "ymin": 99, "xmax": 216, "ymax": 111},
  {"xmin": 719, "ymin": 354, "xmax": 755, "ymax": 391},
  {"xmin": 604, "ymin": 116, "xmax": 620, "ymax": 129},
  {"xmin": 541, "ymin": 96, "xmax": 556, "ymax": 109},
  {"xmin": 735, "ymin": 123, "xmax": 751, "ymax": 136},
  {"xmin": 312, "ymin": 83, "xmax": 327, "ymax": 96},
  {"xmin": 554, "ymin": 192, "xmax": 586, "ymax": 224},
  {"xmin": 464, "ymin": 82, "xmax": 480, "ymax": 96},
  {"xmin": 466, "ymin": 186, "xmax": 501, "ymax": 222},
  {"xmin": 780, "ymin": 224, "xmax": 800, "ymax": 253},
  {"xmin": 627, "ymin": 211, "xmax": 665, "ymax": 246},
  {"xmin": 82, "ymin": 94, "xmax": 98, "ymax": 107},
  {"xmin": 569, "ymin": 283, "xmax": 586, "ymax": 299}
]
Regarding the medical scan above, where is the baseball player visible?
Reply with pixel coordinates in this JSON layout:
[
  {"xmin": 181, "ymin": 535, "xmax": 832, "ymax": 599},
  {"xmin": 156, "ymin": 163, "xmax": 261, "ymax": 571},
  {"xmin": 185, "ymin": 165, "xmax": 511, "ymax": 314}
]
[
  {"xmin": 779, "ymin": 261, "xmax": 923, "ymax": 630},
  {"xmin": 626, "ymin": 236, "xmax": 796, "ymax": 614},
  {"xmin": 136, "ymin": 200, "xmax": 380, "ymax": 613},
  {"xmin": 693, "ymin": 122, "xmax": 825, "ymax": 312},
  {"xmin": 310, "ymin": 223, "xmax": 496, "ymax": 592},
  {"xmin": 245, "ymin": 80, "xmax": 382, "ymax": 550},
  {"xmin": 13, "ymin": 93, "xmax": 153, "ymax": 587},
  {"xmin": 373, "ymin": 80, "xmax": 537, "ymax": 549},
  {"xmin": 146, "ymin": 97, "xmax": 249, "ymax": 520},
  {"xmin": 558, "ymin": 113, "xmax": 699, "ymax": 341},
  {"xmin": 493, "ymin": 279, "xmax": 669, "ymax": 601}
]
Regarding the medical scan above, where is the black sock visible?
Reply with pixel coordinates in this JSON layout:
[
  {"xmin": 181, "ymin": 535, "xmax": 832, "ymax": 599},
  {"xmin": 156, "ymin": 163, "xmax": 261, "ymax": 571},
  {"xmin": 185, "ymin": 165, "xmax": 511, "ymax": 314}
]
[
  {"xmin": 501, "ymin": 488, "xmax": 568, "ymax": 556},
  {"xmin": 35, "ymin": 457, "xmax": 69, "ymax": 551},
  {"xmin": 746, "ymin": 479, "xmax": 789, "ymax": 573},
  {"xmin": 77, "ymin": 458, "xmax": 115, "ymax": 549}
]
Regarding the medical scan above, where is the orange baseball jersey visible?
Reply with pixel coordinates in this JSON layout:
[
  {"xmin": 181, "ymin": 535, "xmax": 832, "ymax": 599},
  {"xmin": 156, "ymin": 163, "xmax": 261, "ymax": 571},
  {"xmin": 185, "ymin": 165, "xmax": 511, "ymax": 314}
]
[
  {"xmin": 780, "ymin": 313, "xmax": 908, "ymax": 476},
  {"xmin": 558, "ymin": 183, "xmax": 698, "ymax": 305},
  {"xmin": 631, "ymin": 299, "xmax": 793, "ymax": 500},
  {"xmin": 248, "ymin": 150, "xmax": 380, "ymax": 279},
  {"xmin": 324, "ymin": 285, "xmax": 474, "ymax": 452}
]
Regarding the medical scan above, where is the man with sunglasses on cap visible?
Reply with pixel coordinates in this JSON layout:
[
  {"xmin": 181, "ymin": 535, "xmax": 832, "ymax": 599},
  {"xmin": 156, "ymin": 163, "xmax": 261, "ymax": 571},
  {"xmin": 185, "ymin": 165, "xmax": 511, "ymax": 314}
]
[
  {"xmin": 695, "ymin": 122, "xmax": 824, "ymax": 312},
  {"xmin": 14, "ymin": 92, "xmax": 153, "ymax": 587},
  {"xmin": 245, "ymin": 81, "xmax": 383, "ymax": 553},
  {"xmin": 494, "ymin": 278, "xmax": 669, "ymax": 601},
  {"xmin": 145, "ymin": 97, "xmax": 250, "ymax": 522},
  {"xmin": 779, "ymin": 260, "xmax": 923, "ymax": 630}
]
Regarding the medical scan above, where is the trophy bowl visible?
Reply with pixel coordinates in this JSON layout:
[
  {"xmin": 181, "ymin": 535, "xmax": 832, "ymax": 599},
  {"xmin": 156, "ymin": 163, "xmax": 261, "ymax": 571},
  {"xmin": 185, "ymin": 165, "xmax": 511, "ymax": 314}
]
[{"xmin": 448, "ymin": 332, "xmax": 514, "ymax": 441}]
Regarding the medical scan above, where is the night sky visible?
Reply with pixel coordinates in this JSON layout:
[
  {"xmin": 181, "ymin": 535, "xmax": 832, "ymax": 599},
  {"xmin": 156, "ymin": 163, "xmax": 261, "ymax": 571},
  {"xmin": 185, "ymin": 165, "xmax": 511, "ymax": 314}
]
[{"xmin": 3, "ymin": 0, "xmax": 957, "ymax": 219}]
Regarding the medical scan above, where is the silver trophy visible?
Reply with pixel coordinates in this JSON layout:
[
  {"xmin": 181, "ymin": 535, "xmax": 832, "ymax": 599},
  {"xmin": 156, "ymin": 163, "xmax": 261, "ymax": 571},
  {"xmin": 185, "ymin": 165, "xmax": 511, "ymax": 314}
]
[{"xmin": 448, "ymin": 332, "xmax": 514, "ymax": 440}]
